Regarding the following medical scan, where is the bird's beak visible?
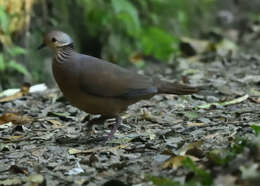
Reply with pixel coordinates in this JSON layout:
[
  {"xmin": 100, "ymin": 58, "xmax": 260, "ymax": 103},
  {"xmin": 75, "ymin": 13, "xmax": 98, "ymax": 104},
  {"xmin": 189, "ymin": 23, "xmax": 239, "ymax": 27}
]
[{"xmin": 37, "ymin": 43, "xmax": 46, "ymax": 50}]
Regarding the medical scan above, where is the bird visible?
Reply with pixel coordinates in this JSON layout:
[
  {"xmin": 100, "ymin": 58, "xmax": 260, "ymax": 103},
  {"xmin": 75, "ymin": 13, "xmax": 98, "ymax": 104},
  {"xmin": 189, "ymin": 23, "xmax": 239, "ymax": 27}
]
[{"xmin": 39, "ymin": 30, "xmax": 205, "ymax": 142}]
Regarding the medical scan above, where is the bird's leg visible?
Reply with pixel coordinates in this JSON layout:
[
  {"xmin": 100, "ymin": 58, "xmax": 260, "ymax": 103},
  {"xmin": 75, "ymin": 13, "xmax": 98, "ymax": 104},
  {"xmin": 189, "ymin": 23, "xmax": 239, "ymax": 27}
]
[
  {"xmin": 85, "ymin": 115, "xmax": 112, "ymax": 137},
  {"xmin": 89, "ymin": 115, "xmax": 122, "ymax": 144},
  {"xmin": 105, "ymin": 115, "xmax": 122, "ymax": 142}
]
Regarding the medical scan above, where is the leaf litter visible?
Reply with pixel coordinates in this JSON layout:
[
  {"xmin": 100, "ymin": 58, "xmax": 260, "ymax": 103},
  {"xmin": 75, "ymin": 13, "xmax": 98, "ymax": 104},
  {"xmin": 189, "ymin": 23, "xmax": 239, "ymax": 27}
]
[{"xmin": 1, "ymin": 31, "xmax": 260, "ymax": 186}]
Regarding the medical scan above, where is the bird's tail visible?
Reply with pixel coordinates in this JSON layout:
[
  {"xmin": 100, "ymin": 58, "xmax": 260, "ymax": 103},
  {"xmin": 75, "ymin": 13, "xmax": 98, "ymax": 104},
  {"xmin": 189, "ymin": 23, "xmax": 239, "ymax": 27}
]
[{"xmin": 156, "ymin": 80, "xmax": 207, "ymax": 95}]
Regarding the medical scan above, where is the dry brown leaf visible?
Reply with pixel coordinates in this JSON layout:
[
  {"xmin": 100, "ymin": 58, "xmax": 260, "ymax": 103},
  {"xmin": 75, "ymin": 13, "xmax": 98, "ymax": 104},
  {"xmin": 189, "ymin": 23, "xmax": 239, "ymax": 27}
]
[
  {"xmin": 9, "ymin": 165, "xmax": 28, "ymax": 174},
  {"xmin": 6, "ymin": 135, "xmax": 24, "ymax": 141},
  {"xmin": 0, "ymin": 113, "xmax": 33, "ymax": 125},
  {"xmin": 181, "ymin": 37, "xmax": 211, "ymax": 54},
  {"xmin": 204, "ymin": 133, "xmax": 219, "ymax": 139},
  {"xmin": 47, "ymin": 119, "xmax": 63, "ymax": 128},
  {"xmin": 142, "ymin": 109, "xmax": 164, "ymax": 123},
  {"xmin": 249, "ymin": 97, "xmax": 260, "ymax": 104},
  {"xmin": 69, "ymin": 144, "xmax": 128, "ymax": 155},
  {"xmin": 0, "ymin": 83, "xmax": 30, "ymax": 102},
  {"xmin": 129, "ymin": 53, "xmax": 144, "ymax": 64},
  {"xmin": 187, "ymin": 122, "xmax": 205, "ymax": 127},
  {"xmin": 0, "ymin": 135, "xmax": 25, "ymax": 142},
  {"xmin": 178, "ymin": 141, "xmax": 203, "ymax": 156},
  {"xmin": 162, "ymin": 155, "xmax": 199, "ymax": 169}
]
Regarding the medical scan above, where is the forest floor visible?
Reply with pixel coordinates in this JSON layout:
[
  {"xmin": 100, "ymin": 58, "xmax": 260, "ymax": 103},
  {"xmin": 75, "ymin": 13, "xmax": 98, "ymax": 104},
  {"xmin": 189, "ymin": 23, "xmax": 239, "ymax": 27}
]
[{"xmin": 1, "ymin": 26, "xmax": 260, "ymax": 186}]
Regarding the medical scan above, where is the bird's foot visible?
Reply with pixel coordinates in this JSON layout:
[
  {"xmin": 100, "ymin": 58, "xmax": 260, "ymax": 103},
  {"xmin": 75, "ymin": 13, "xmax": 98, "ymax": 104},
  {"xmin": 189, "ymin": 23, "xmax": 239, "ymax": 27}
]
[
  {"xmin": 90, "ymin": 115, "xmax": 122, "ymax": 145},
  {"xmin": 84, "ymin": 115, "xmax": 111, "ymax": 135},
  {"xmin": 103, "ymin": 115, "xmax": 122, "ymax": 144},
  {"xmin": 83, "ymin": 115, "xmax": 122, "ymax": 145}
]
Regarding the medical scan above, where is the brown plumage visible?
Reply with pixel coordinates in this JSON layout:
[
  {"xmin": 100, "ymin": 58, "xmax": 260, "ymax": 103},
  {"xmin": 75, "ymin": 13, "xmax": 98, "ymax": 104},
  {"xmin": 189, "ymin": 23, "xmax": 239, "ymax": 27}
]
[{"xmin": 39, "ymin": 30, "xmax": 203, "ymax": 142}]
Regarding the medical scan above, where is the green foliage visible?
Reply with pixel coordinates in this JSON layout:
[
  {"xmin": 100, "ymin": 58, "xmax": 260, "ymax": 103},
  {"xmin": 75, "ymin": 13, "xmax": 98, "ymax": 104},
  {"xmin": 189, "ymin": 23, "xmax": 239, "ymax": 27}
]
[
  {"xmin": 0, "ymin": 54, "xmax": 5, "ymax": 71},
  {"xmin": 148, "ymin": 176, "xmax": 180, "ymax": 186},
  {"xmin": 148, "ymin": 176, "xmax": 200, "ymax": 186},
  {"xmin": 231, "ymin": 137, "xmax": 249, "ymax": 154},
  {"xmin": 0, "ymin": 6, "xmax": 9, "ymax": 33},
  {"xmin": 141, "ymin": 27, "xmax": 180, "ymax": 60},
  {"xmin": 73, "ymin": 0, "xmax": 215, "ymax": 64},
  {"xmin": 207, "ymin": 137, "xmax": 253, "ymax": 166},
  {"xmin": 184, "ymin": 111, "xmax": 200, "ymax": 120},
  {"xmin": 182, "ymin": 158, "xmax": 213, "ymax": 186},
  {"xmin": 0, "ymin": 46, "xmax": 29, "ymax": 76},
  {"xmin": 149, "ymin": 134, "xmax": 259, "ymax": 186},
  {"xmin": 251, "ymin": 125, "xmax": 260, "ymax": 136},
  {"xmin": 148, "ymin": 157, "xmax": 213, "ymax": 186},
  {"xmin": 111, "ymin": 0, "xmax": 140, "ymax": 36},
  {"xmin": 6, "ymin": 60, "xmax": 29, "ymax": 76},
  {"xmin": 207, "ymin": 149, "xmax": 234, "ymax": 166},
  {"xmin": 6, "ymin": 46, "xmax": 27, "ymax": 57},
  {"xmin": 0, "ymin": 6, "xmax": 29, "ymax": 89}
]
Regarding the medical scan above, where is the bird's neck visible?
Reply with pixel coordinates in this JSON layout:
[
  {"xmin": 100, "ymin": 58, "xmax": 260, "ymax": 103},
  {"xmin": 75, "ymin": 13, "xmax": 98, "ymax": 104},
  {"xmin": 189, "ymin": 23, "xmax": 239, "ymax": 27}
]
[{"xmin": 55, "ymin": 44, "xmax": 74, "ymax": 63}]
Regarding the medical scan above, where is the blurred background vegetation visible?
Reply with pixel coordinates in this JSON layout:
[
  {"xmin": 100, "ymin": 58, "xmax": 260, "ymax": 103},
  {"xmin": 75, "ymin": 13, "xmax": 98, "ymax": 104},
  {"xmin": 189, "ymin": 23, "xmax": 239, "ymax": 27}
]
[{"xmin": 0, "ymin": 0, "xmax": 260, "ymax": 90}]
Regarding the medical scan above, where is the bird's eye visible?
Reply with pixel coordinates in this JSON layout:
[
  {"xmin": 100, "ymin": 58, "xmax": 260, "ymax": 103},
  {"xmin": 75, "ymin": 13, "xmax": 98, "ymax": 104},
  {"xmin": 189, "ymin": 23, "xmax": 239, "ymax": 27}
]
[{"xmin": 52, "ymin": 38, "xmax": 57, "ymax": 42}]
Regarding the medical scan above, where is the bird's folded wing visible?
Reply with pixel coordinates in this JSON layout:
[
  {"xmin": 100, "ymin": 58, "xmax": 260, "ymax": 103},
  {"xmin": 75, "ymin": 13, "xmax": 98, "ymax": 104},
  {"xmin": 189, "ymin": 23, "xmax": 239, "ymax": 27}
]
[{"xmin": 78, "ymin": 56, "xmax": 157, "ymax": 99}]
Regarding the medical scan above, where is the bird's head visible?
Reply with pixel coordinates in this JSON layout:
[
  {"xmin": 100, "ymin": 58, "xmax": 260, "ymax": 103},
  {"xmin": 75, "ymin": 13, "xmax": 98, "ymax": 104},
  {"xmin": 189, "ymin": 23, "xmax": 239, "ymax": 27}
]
[{"xmin": 38, "ymin": 30, "xmax": 73, "ymax": 50}]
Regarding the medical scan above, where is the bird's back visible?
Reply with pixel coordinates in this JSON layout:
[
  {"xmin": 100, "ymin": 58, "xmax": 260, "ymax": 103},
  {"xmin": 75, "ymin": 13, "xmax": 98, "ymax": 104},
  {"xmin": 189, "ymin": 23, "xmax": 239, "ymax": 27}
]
[{"xmin": 76, "ymin": 54, "xmax": 158, "ymax": 99}]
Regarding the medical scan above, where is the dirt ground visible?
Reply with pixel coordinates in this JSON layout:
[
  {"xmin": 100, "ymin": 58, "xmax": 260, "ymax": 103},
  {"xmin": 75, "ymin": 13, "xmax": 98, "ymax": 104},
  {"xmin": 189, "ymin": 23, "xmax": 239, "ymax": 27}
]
[{"xmin": 1, "ymin": 24, "xmax": 260, "ymax": 186}]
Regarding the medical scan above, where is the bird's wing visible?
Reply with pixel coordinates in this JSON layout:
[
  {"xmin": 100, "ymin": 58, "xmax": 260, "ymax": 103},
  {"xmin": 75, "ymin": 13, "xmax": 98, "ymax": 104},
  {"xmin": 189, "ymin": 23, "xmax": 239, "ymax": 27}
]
[{"xmin": 78, "ymin": 55, "xmax": 157, "ymax": 99}]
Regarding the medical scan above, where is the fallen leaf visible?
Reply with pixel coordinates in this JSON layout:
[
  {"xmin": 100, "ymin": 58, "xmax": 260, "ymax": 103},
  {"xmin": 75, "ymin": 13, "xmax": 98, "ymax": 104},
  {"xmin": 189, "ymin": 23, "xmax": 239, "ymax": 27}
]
[
  {"xmin": 0, "ymin": 122, "xmax": 12, "ymax": 129},
  {"xmin": 28, "ymin": 174, "xmax": 44, "ymax": 184},
  {"xmin": 214, "ymin": 175, "xmax": 237, "ymax": 186},
  {"xmin": 9, "ymin": 165, "xmax": 28, "ymax": 174},
  {"xmin": 1, "ymin": 135, "xmax": 25, "ymax": 142},
  {"xmin": 0, "ymin": 113, "xmax": 33, "ymax": 125},
  {"xmin": 0, "ymin": 84, "xmax": 47, "ymax": 98},
  {"xmin": 248, "ymin": 88, "xmax": 260, "ymax": 96},
  {"xmin": 68, "ymin": 144, "xmax": 128, "ymax": 155},
  {"xmin": 249, "ymin": 97, "xmax": 260, "ymax": 104},
  {"xmin": 141, "ymin": 109, "xmax": 165, "ymax": 123},
  {"xmin": 0, "ymin": 178, "xmax": 23, "ymax": 185},
  {"xmin": 162, "ymin": 155, "xmax": 199, "ymax": 169},
  {"xmin": 31, "ymin": 133, "xmax": 54, "ymax": 140},
  {"xmin": 0, "ymin": 83, "xmax": 30, "ymax": 102},
  {"xmin": 240, "ymin": 163, "xmax": 259, "ymax": 179},
  {"xmin": 0, "ymin": 174, "xmax": 44, "ymax": 186},
  {"xmin": 29, "ymin": 83, "xmax": 47, "ymax": 93},
  {"xmin": 129, "ymin": 52, "xmax": 144, "ymax": 64},
  {"xmin": 216, "ymin": 39, "xmax": 238, "ymax": 56},
  {"xmin": 47, "ymin": 112, "xmax": 75, "ymax": 121},
  {"xmin": 204, "ymin": 133, "xmax": 219, "ymax": 139},
  {"xmin": 187, "ymin": 122, "xmax": 205, "ymax": 127},
  {"xmin": 181, "ymin": 37, "xmax": 211, "ymax": 54},
  {"xmin": 197, "ymin": 94, "xmax": 249, "ymax": 109},
  {"xmin": 186, "ymin": 147, "xmax": 204, "ymax": 159},
  {"xmin": 184, "ymin": 111, "xmax": 200, "ymax": 120},
  {"xmin": 66, "ymin": 161, "xmax": 84, "ymax": 175},
  {"xmin": 239, "ymin": 75, "xmax": 260, "ymax": 83},
  {"xmin": 68, "ymin": 148, "xmax": 82, "ymax": 155},
  {"xmin": 47, "ymin": 119, "xmax": 63, "ymax": 128},
  {"xmin": 178, "ymin": 141, "xmax": 204, "ymax": 156}
]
